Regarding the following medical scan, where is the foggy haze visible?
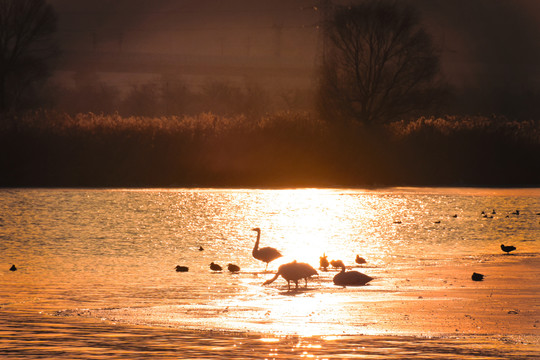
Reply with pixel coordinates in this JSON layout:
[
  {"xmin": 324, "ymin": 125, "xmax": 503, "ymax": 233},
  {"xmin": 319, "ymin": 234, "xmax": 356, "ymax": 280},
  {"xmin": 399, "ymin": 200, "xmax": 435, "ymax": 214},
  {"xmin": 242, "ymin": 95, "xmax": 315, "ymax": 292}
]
[
  {"xmin": 47, "ymin": 0, "xmax": 540, "ymax": 115},
  {"xmin": 49, "ymin": 0, "xmax": 319, "ymax": 91},
  {"xmin": 2, "ymin": 1, "xmax": 539, "ymax": 187}
]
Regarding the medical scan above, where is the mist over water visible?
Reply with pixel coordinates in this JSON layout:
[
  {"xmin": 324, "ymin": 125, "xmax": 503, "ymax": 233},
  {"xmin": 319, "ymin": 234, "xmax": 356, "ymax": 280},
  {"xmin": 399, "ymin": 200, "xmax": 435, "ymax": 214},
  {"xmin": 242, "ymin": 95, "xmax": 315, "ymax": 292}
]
[{"xmin": 44, "ymin": 0, "xmax": 540, "ymax": 119}]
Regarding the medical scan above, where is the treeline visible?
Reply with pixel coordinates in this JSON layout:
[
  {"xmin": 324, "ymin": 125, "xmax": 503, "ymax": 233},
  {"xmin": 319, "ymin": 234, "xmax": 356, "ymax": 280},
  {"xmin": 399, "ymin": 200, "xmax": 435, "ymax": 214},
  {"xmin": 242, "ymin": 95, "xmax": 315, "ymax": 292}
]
[{"xmin": 1, "ymin": 111, "xmax": 538, "ymax": 187}]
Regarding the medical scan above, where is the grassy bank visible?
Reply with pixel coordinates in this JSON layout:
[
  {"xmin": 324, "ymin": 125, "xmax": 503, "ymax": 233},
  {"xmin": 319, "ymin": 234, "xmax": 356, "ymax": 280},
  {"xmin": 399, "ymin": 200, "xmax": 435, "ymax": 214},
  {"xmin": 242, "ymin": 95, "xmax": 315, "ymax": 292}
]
[{"xmin": 0, "ymin": 111, "xmax": 538, "ymax": 187}]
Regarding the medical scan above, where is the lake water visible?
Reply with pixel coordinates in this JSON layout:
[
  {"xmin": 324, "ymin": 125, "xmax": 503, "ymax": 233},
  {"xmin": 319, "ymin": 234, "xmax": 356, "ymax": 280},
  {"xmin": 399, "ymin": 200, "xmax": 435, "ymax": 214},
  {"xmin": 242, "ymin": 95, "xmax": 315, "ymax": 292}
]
[{"xmin": 1, "ymin": 187, "xmax": 539, "ymax": 358}]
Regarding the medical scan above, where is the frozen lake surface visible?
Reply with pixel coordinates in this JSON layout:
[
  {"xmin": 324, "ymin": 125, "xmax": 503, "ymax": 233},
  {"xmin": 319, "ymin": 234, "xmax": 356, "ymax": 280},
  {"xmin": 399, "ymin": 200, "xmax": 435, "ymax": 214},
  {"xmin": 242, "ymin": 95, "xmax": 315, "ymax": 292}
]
[{"xmin": 1, "ymin": 187, "xmax": 539, "ymax": 358}]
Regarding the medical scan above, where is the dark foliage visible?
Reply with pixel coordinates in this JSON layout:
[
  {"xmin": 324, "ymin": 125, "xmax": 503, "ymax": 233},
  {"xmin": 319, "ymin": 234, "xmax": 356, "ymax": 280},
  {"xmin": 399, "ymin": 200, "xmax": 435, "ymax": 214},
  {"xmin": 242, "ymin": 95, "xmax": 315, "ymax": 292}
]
[
  {"xmin": 0, "ymin": 0, "xmax": 57, "ymax": 112},
  {"xmin": 318, "ymin": 0, "xmax": 448, "ymax": 126},
  {"xmin": 0, "ymin": 111, "xmax": 537, "ymax": 187}
]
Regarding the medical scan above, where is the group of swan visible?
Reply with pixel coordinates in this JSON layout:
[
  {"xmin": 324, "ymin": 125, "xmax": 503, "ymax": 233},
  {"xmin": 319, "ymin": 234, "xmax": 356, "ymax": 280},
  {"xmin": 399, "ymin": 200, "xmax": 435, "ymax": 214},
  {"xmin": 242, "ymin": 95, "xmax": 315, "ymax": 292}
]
[
  {"xmin": 253, "ymin": 228, "xmax": 373, "ymax": 290},
  {"xmin": 181, "ymin": 227, "xmax": 516, "ymax": 289}
]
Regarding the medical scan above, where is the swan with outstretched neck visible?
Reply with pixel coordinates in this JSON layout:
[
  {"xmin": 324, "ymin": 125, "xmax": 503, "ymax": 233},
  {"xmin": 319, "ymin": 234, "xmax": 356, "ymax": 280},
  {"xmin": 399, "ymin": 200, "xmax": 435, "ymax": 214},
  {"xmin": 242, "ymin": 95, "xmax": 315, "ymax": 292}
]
[{"xmin": 252, "ymin": 227, "xmax": 282, "ymax": 270}]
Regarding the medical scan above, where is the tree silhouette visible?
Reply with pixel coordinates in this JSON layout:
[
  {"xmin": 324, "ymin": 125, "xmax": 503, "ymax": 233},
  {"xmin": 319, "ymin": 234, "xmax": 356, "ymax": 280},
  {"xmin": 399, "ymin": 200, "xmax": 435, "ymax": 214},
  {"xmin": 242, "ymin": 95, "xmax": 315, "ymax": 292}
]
[
  {"xmin": 0, "ymin": 0, "xmax": 56, "ymax": 112},
  {"xmin": 318, "ymin": 1, "xmax": 446, "ymax": 126}
]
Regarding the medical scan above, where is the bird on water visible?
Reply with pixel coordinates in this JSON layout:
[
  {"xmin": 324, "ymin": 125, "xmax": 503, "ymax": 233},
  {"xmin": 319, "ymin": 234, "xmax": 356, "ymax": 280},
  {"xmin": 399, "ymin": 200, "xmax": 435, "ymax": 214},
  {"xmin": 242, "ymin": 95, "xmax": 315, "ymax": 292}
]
[
  {"xmin": 210, "ymin": 262, "xmax": 222, "ymax": 271},
  {"xmin": 501, "ymin": 244, "xmax": 516, "ymax": 254},
  {"xmin": 227, "ymin": 263, "xmax": 240, "ymax": 273},
  {"xmin": 9, "ymin": 265, "xmax": 17, "ymax": 271},
  {"xmin": 330, "ymin": 259, "xmax": 345, "ymax": 269},
  {"xmin": 355, "ymin": 255, "xmax": 366, "ymax": 265},
  {"xmin": 251, "ymin": 228, "xmax": 282, "ymax": 270},
  {"xmin": 263, "ymin": 260, "xmax": 318, "ymax": 291},
  {"xmin": 320, "ymin": 254, "xmax": 329, "ymax": 271},
  {"xmin": 333, "ymin": 264, "xmax": 373, "ymax": 286},
  {"xmin": 175, "ymin": 265, "xmax": 189, "ymax": 272}
]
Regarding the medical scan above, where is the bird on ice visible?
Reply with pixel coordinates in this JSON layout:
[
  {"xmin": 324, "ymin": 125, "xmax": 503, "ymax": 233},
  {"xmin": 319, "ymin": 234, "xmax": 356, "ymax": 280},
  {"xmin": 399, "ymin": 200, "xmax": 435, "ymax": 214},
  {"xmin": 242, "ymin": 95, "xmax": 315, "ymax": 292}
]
[
  {"xmin": 333, "ymin": 263, "xmax": 373, "ymax": 286},
  {"xmin": 227, "ymin": 263, "xmax": 240, "ymax": 273},
  {"xmin": 263, "ymin": 261, "xmax": 318, "ymax": 291},
  {"xmin": 355, "ymin": 255, "xmax": 367, "ymax": 265},
  {"xmin": 500, "ymin": 244, "xmax": 516, "ymax": 254},
  {"xmin": 320, "ymin": 254, "xmax": 329, "ymax": 271},
  {"xmin": 330, "ymin": 259, "xmax": 345, "ymax": 269},
  {"xmin": 471, "ymin": 272, "xmax": 484, "ymax": 281},
  {"xmin": 251, "ymin": 228, "xmax": 282, "ymax": 270}
]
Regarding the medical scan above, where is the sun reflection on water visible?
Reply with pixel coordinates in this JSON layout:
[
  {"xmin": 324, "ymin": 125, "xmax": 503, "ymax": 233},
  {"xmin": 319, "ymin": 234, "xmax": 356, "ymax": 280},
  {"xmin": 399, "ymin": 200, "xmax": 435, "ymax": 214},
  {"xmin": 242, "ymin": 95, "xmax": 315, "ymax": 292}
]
[
  {"xmin": 256, "ymin": 189, "xmax": 393, "ymax": 269},
  {"xmin": 264, "ymin": 190, "xmax": 343, "ymax": 259},
  {"xmin": 2, "ymin": 187, "xmax": 539, "ymax": 344}
]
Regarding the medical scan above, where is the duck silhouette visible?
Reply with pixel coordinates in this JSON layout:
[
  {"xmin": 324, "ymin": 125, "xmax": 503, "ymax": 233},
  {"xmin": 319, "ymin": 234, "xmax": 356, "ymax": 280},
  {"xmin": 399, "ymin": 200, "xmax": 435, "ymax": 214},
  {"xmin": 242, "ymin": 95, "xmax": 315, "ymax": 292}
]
[
  {"xmin": 251, "ymin": 228, "xmax": 282, "ymax": 270},
  {"xmin": 500, "ymin": 244, "xmax": 516, "ymax": 254},
  {"xmin": 330, "ymin": 259, "xmax": 345, "ymax": 269},
  {"xmin": 263, "ymin": 261, "xmax": 318, "ymax": 291},
  {"xmin": 471, "ymin": 272, "xmax": 484, "ymax": 281},
  {"xmin": 175, "ymin": 265, "xmax": 189, "ymax": 272},
  {"xmin": 320, "ymin": 254, "xmax": 329, "ymax": 271},
  {"xmin": 227, "ymin": 264, "xmax": 240, "ymax": 273},
  {"xmin": 333, "ymin": 264, "xmax": 373, "ymax": 286},
  {"xmin": 355, "ymin": 255, "xmax": 366, "ymax": 265},
  {"xmin": 210, "ymin": 262, "xmax": 222, "ymax": 271},
  {"xmin": 9, "ymin": 265, "xmax": 17, "ymax": 271}
]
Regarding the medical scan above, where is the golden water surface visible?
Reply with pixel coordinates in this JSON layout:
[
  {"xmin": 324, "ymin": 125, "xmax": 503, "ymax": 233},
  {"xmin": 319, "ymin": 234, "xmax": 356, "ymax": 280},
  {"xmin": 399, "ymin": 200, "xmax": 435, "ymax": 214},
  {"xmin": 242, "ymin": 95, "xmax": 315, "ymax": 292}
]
[{"xmin": 1, "ymin": 187, "xmax": 539, "ymax": 358}]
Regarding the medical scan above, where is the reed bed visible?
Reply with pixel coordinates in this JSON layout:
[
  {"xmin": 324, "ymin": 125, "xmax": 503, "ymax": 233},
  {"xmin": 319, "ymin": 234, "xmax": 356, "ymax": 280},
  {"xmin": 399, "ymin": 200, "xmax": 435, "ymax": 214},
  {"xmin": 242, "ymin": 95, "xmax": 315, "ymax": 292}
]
[{"xmin": 1, "ymin": 110, "xmax": 538, "ymax": 187}]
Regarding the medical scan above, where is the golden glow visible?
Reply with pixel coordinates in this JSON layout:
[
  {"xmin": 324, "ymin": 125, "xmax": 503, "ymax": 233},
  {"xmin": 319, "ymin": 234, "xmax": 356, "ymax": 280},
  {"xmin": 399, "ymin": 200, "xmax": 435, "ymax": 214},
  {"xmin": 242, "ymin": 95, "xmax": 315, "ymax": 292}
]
[
  {"xmin": 272, "ymin": 190, "xmax": 340, "ymax": 263},
  {"xmin": 258, "ymin": 189, "xmax": 380, "ymax": 268},
  {"xmin": 4, "ymin": 188, "xmax": 538, "ymax": 344},
  {"xmin": 259, "ymin": 338, "xmax": 280, "ymax": 343}
]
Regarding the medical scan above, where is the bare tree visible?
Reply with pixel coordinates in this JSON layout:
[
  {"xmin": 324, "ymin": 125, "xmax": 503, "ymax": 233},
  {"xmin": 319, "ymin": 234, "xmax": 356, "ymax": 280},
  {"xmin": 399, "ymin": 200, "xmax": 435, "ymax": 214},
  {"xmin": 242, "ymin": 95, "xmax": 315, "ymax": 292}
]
[
  {"xmin": 0, "ymin": 0, "xmax": 56, "ymax": 112},
  {"xmin": 318, "ymin": 1, "xmax": 446, "ymax": 126}
]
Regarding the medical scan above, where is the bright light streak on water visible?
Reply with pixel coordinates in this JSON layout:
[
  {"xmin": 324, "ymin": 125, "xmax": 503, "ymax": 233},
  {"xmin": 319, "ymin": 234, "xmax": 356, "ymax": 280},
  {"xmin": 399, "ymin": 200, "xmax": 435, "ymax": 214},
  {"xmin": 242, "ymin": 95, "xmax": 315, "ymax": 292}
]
[{"xmin": 0, "ymin": 187, "xmax": 538, "ymax": 341}]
